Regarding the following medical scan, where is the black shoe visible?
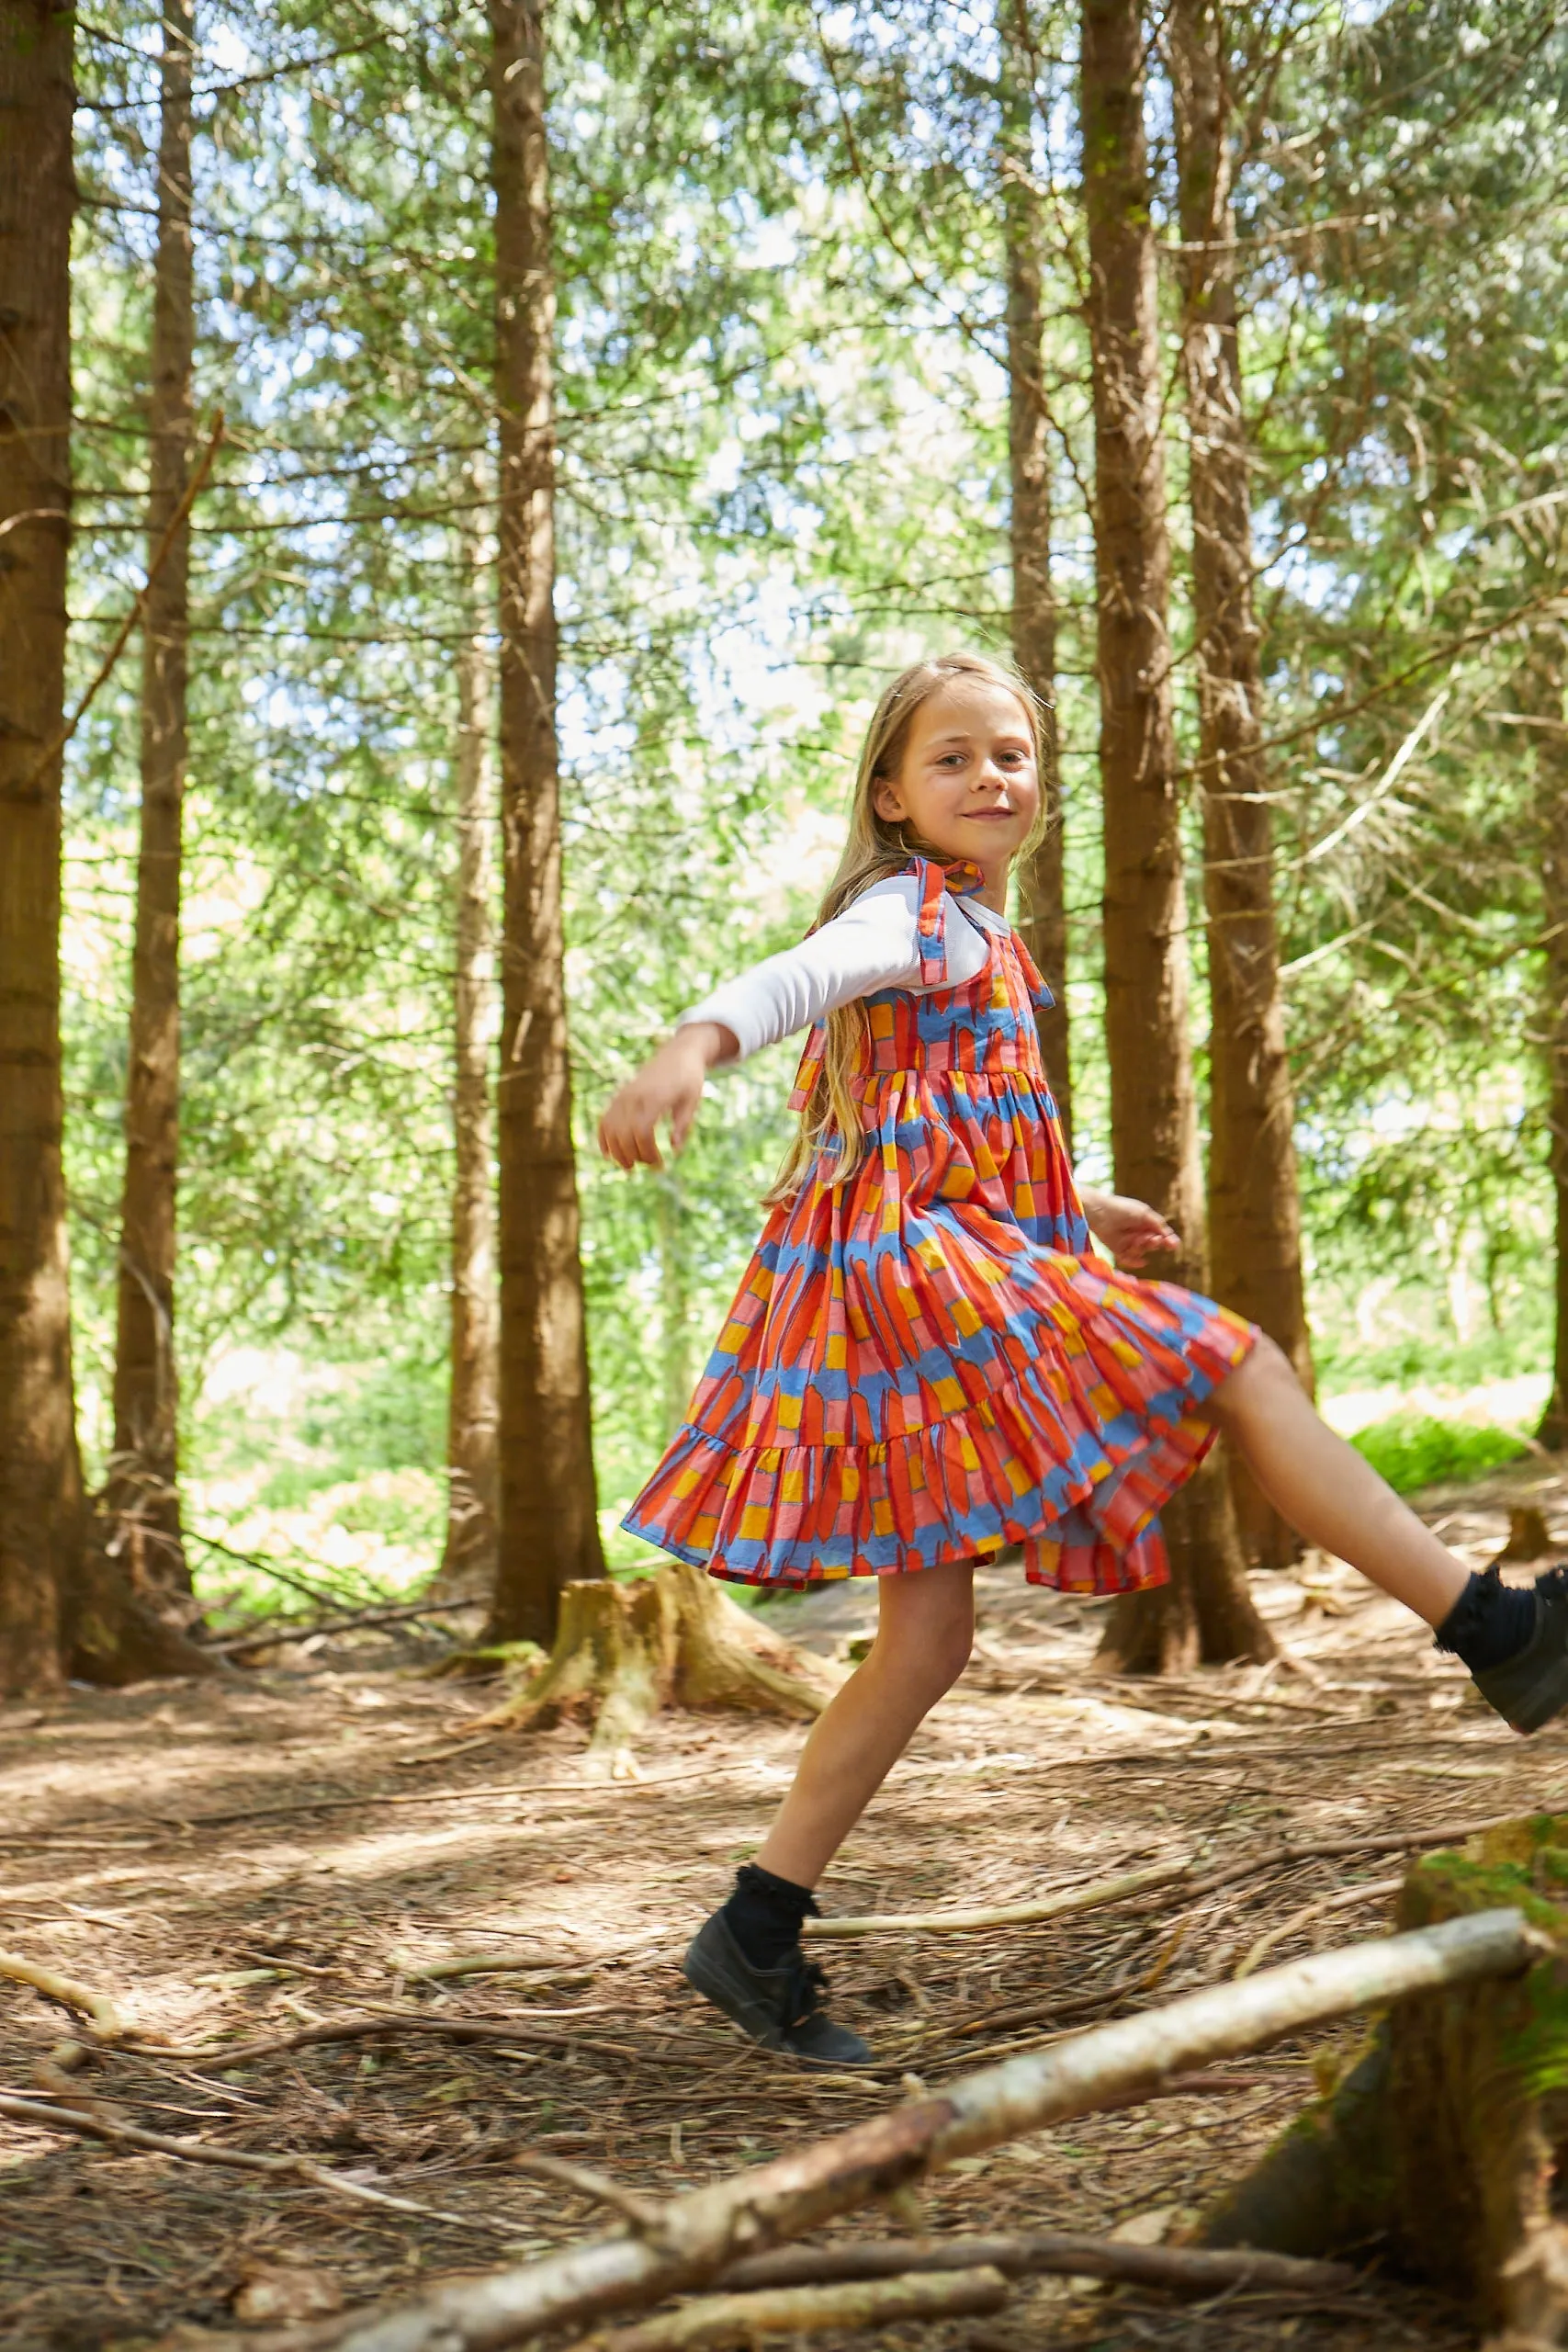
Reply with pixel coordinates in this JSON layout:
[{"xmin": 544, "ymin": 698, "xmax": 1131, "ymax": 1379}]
[
  {"xmin": 681, "ymin": 1911, "xmax": 874, "ymax": 2068},
  {"xmin": 1472, "ymin": 1567, "xmax": 1568, "ymax": 1734}
]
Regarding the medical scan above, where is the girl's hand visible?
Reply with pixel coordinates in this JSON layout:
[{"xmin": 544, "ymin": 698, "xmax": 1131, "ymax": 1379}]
[
  {"xmin": 1079, "ymin": 1186, "xmax": 1180, "ymax": 1269},
  {"xmin": 598, "ymin": 1023, "xmax": 734, "ymax": 1170}
]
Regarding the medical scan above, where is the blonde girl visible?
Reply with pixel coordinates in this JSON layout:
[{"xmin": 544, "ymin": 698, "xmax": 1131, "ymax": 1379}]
[{"xmin": 601, "ymin": 652, "xmax": 1560, "ymax": 2065}]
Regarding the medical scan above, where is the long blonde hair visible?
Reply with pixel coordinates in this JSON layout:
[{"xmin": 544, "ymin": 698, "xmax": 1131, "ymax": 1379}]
[{"xmin": 767, "ymin": 651, "xmax": 1051, "ymax": 1204}]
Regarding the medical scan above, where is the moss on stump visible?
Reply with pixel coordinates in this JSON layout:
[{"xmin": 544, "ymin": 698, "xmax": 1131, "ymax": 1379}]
[{"xmin": 1204, "ymin": 1815, "xmax": 1568, "ymax": 2339}]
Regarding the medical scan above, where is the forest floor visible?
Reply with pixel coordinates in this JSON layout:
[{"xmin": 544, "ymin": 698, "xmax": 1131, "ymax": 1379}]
[{"xmin": 5, "ymin": 1455, "xmax": 1568, "ymax": 2352}]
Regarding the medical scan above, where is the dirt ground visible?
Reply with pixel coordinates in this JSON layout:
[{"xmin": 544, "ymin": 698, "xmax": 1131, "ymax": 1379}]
[{"xmin": 5, "ymin": 1459, "xmax": 1568, "ymax": 2352}]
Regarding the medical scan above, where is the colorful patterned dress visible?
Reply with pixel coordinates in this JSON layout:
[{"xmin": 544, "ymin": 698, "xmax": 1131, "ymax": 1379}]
[{"xmin": 624, "ymin": 858, "xmax": 1256, "ymax": 1594}]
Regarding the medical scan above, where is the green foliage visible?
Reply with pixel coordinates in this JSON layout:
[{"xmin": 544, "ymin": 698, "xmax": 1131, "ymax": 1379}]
[{"xmin": 1350, "ymin": 1414, "xmax": 1529, "ymax": 1495}]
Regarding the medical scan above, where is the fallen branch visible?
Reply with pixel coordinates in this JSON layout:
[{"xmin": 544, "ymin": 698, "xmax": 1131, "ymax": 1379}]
[
  {"xmin": 561, "ymin": 2266, "xmax": 1009, "ymax": 2352},
  {"xmin": 713, "ymin": 2228, "xmax": 1356, "ymax": 2297},
  {"xmin": 852, "ymin": 1811, "xmax": 1529, "ymax": 1962},
  {"xmin": 204, "ymin": 1597, "xmax": 480, "ymax": 1658},
  {"xmin": 118, "ymin": 2006, "xmax": 637, "ymax": 2067},
  {"xmin": 255, "ymin": 1908, "xmax": 1537, "ymax": 2352},
  {"xmin": 0, "ymin": 2092, "xmax": 513, "ymax": 2233},
  {"xmin": 1235, "ymin": 1877, "xmax": 1405, "ymax": 1980},
  {"xmin": 511, "ymin": 2151, "xmax": 667, "ymax": 2233},
  {"xmin": 807, "ymin": 1856, "xmax": 1195, "ymax": 1939},
  {"xmin": 0, "ymin": 1951, "xmax": 126, "ymax": 2041}
]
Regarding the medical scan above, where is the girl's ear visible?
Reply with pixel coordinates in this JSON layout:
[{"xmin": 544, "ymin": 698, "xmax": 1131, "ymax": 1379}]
[{"xmin": 872, "ymin": 775, "xmax": 906, "ymax": 822}]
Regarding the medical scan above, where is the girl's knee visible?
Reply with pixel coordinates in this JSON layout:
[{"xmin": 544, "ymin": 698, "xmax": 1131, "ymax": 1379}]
[
  {"xmin": 1212, "ymin": 1331, "xmax": 1298, "ymax": 1424},
  {"xmin": 873, "ymin": 1577, "xmax": 975, "ymax": 1700}
]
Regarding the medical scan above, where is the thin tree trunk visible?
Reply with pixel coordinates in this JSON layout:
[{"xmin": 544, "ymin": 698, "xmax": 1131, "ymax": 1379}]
[
  {"xmin": 1530, "ymin": 635, "xmax": 1568, "ymax": 1450},
  {"xmin": 437, "ymin": 525, "xmax": 502, "ymax": 1597},
  {"xmin": 1169, "ymin": 0, "xmax": 1311, "ymax": 1567},
  {"xmin": 0, "ymin": 0, "xmax": 82, "ymax": 1695},
  {"xmin": 490, "ymin": 0, "xmax": 604, "ymax": 1645},
  {"xmin": 1000, "ymin": 0, "xmax": 1071, "ymax": 1148},
  {"xmin": 1078, "ymin": 0, "xmax": 1271, "ymax": 1672},
  {"xmin": 107, "ymin": 0, "xmax": 195, "ymax": 1596}
]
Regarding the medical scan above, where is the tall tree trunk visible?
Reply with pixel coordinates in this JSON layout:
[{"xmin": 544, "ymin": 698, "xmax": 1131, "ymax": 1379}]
[
  {"xmin": 437, "ymin": 526, "xmax": 502, "ymax": 1597},
  {"xmin": 1000, "ymin": 0, "xmax": 1072, "ymax": 1148},
  {"xmin": 1078, "ymin": 0, "xmax": 1271, "ymax": 1672},
  {"xmin": 489, "ymin": 0, "xmax": 604, "ymax": 1645},
  {"xmin": 107, "ymin": 0, "xmax": 195, "ymax": 1597},
  {"xmin": 1530, "ymin": 635, "xmax": 1568, "ymax": 1451},
  {"xmin": 1169, "ymin": 0, "xmax": 1312, "ymax": 1567},
  {"xmin": 0, "ymin": 0, "xmax": 81, "ymax": 1695}
]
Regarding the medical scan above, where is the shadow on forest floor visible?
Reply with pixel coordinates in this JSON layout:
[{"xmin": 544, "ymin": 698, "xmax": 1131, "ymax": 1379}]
[{"xmin": 3, "ymin": 1453, "xmax": 1567, "ymax": 2350}]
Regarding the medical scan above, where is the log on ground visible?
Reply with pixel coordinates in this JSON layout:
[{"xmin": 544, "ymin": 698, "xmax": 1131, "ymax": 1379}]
[{"xmin": 245, "ymin": 1907, "xmax": 1534, "ymax": 2352}]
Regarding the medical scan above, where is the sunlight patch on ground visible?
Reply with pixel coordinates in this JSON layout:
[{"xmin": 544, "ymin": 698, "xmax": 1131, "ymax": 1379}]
[{"xmin": 1320, "ymin": 1372, "xmax": 1549, "ymax": 1439}]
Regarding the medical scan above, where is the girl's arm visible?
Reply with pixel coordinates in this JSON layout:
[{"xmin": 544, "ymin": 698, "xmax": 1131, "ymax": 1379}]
[{"xmin": 599, "ymin": 879, "xmax": 992, "ymax": 1169}]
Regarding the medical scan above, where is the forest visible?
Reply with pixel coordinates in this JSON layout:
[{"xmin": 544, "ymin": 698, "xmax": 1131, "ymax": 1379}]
[
  {"xmin": 2, "ymin": 0, "xmax": 1565, "ymax": 1690},
  {"xmin": 4, "ymin": 3, "xmax": 1568, "ymax": 2348}
]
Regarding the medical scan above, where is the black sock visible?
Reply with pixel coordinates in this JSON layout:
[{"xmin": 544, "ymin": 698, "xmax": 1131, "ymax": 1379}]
[
  {"xmin": 721, "ymin": 1863, "xmax": 818, "ymax": 1970},
  {"xmin": 1435, "ymin": 1566, "xmax": 1538, "ymax": 1673}
]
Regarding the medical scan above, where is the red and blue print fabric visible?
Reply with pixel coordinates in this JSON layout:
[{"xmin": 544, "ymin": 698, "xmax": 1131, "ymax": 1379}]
[{"xmin": 624, "ymin": 858, "xmax": 1256, "ymax": 1594}]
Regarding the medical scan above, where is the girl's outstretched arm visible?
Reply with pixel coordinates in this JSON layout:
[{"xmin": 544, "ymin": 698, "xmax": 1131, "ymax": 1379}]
[{"xmin": 599, "ymin": 1020, "xmax": 736, "ymax": 1170}]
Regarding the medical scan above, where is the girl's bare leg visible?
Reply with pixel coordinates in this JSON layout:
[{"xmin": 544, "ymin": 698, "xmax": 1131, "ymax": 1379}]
[
  {"xmin": 755, "ymin": 1555, "xmax": 976, "ymax": 1888},
  {"xmin": 1206, "ymin": 1338, "xmax": 1470, "ymax": 1627}
]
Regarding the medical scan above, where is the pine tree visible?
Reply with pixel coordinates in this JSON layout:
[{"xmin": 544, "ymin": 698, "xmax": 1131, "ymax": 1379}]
[
  {"xmin": 1079, "ymin": 0, "xmax": 1271, "ymax": 1672},
  {"xmin": 490, "ymin": 0, "xmax": 605, "ymax": 1645},
  {"xmin": 1000, "ymin": 0, "xmax": 1072, "ymax": 1143},
  {"xmin": 1168, "ymin": 0, "xmax": 1312, "ymax": 1565},
  {"xmin": 439, "ymin": 493, "xmax": 502, "ymax": 1596},
  {"xmin": 0, "ymin": 0, "xmax": 83, "ymax": 1695},
  {"xmin": 107, "ymin": 0, "xmax": 197, "ymax": 1596}
]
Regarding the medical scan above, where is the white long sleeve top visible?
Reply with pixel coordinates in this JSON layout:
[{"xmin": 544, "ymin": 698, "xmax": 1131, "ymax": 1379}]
[{"xmin": 678, "ymin": 873, "xmax": 1007, "ymax": 1065}]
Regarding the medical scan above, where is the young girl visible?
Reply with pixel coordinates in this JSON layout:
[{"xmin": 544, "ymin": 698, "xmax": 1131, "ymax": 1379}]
[{"xmin": 600, "ymin": 651, "xmax": 1567, "ymax": 2068}]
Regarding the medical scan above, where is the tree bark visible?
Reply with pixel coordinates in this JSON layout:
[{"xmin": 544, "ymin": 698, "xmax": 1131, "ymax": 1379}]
[
  {"xmin": 489, "ymin": 0, "xmax": 604, "ymax": 1645},
  {"xmin": 1000, "ymin": 0, "xmax": 1071, "ymax": 1148},
  {"xmin": 1530, "ymin": 634, "xmax": 1568, "ymax": 1449},
  {"xmin": 0, "ymin": 0, "xmax": 82, "ymax": 1696},
  {"xmin": 437, "ymin": 512, "xmax": 502, "ymax": 1597},
  {"xmin": 1169, "ymin": 0, "xmax": 1312, "ymax": 1566},
  {"xmin": 1078, "ymin": 0, "xmax": 1271, "ymax": 1671},
  {"xmin": 107, "ymin": 0, "xmax": 196, "ymax": 1597}
]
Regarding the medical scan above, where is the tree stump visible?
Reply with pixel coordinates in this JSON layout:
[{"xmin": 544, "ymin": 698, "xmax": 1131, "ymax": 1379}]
[
  {"xmin": 1203, "ymin": 1815, "xmax": 1568, "ymax": 2340},
  {"xmin": 470, "ymin": 1561, "xmax": 841, "ymax": 1755}
]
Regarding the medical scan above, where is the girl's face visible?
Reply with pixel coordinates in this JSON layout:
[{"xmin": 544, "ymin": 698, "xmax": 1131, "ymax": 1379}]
[{"xmin": 872, "ymin": 675, "xmax": 1040, "ymax": 900}]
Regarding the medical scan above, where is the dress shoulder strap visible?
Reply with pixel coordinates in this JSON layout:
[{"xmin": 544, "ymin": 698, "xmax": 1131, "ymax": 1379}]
[
  {"xmin": 1009, "ymin": 926, "xmax": 1056, "ymax": 1011},
  {"xmin": 909, "ymin": 858, "xmax": 950, "ymax": 987}
]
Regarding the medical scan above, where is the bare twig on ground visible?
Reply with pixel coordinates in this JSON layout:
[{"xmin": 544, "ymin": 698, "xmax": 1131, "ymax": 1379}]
[
  {"xmin": 0, "ymin": 2092, "xmax": 517, "ymax": 2233},
  {"xmin": 0, "ymin": 1951, "xmax": 127, "ymax": 2041},
  {"xmin": 1234, "ymin": 1875, "xmax": 1405, "ymax": 1978},
  {"xmin": 252, "ymin": 1909, "xmax": 1536, "ymax": 2351},
  {"xmin": 511, "ymin": 2151, "xmax": 667, "ymax": 2232},
  {"xmin": 807, "ymin": 1855, "xmax": 1197, "ymax": 1939},
  {"xmin": 560, "ymin": 2266, "xmax": 1010, "ymax": 2351},
  {"xmin": 712, "ymin": 2229, "xmax": 1357, "ymax": 2296},
  {"xmin": 115, "ymin": 2006, "xmax": 637, "ymax": 2066},
  {"xmin": 898, "ymin": 1812, "xmax": 1529, "ymax": 1988}
]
